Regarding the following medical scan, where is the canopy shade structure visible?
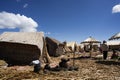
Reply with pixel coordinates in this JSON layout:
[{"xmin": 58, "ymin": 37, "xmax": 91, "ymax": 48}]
[
  {"xmin": 107, "ymin": 40, "xmax": 120, "ymax": 45},
  {"xmin": 81, "ymin": 36, "xmax": 101, "ymax": 44},
  {"xmin": 81, "ymin": 36, "xmax": 101, "ymax": 57},
  {"xmin": 109, "ymin": 32, "xmax": 120, "ymax": 40}
]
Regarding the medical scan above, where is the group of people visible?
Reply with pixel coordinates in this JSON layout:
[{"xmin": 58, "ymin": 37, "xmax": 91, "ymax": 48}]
[
  {"xmin": 30, "ymin": 57, "xmax": 78, "ymax": 73},
  {"xmin": 30, "ymin": 40, "xmax": 119, "ymax": 73}
]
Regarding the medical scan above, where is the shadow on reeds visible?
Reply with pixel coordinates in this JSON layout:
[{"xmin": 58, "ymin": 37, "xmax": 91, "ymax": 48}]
[
  {"xmin": 95, "ymin": 60, "xmax": 120, "ymax": 65},
  {"xmin": 91, "ymin": 57, "xmax": 103, "ymax": 60},
  {"xmin": 70, "ymin": 56, "xmax": 91, "ymax": 60}
]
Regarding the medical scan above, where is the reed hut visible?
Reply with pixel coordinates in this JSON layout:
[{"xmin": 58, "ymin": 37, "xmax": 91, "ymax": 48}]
[
  {"xmin": 0, "ymin": 32, "xmax": 51, "ymax": 65},
  {"xmin": 62, "ymin": 41, "xmax": 71, "ymax": 53},
  {"xmin": 108, "ymin": 32, "xmax": 120, "ymax": 50},
  {"xmin": 45, "ymin": 37, "xmax": 62, "ymax": 57},
  {"xmin": 107, "ymin": 40, "xmax": 120, "ymax": 50},
  {"xmin": 66, "ymin": 42, "xmax": 77, "ymax": 52},
  {"xmin": 109, "ymin": 32, "xmax": 120, "ymax": 40}
]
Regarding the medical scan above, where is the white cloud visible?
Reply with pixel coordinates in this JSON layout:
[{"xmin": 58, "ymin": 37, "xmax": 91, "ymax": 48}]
[
  {"xmin": 23, "ymin": 3, "xmax": 28, "ymax": 8},
  {"xmin": 112, "ymin": 4, "xmax": 120, "ymax": 13},
  {"xmin": 0, "ymin": 11, "xmax": 38, "ymax": 32}
]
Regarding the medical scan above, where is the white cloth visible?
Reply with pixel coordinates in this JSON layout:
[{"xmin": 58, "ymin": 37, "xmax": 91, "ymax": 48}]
[{"xmin": 32, "ymin": 60, "xmax": 40, "ymax": 64}]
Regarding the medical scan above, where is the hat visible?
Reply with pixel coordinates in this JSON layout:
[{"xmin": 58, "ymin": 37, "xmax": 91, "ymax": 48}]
[{"xmin": 103, "ymin": 40, "xmax": 106, "ymax": 43}]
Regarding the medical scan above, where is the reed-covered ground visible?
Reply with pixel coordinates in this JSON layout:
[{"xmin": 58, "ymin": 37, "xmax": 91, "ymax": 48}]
[{"xmin": 0, "ymin": 52, "xmax": 120, "ymax": 80}]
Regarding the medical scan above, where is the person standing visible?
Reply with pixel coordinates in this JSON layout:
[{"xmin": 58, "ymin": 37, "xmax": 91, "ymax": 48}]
[{"xmin": 100, "ymin": 40, "xmax": 109, "ymax": 60}]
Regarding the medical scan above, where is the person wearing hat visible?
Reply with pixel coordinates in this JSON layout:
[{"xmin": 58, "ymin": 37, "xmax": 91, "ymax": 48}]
[
  {"xmin": 100, "ymin": 40, "xmax": 109, "ymax": 60},
  {"xmin": 30, "ymin": 60, "xmax": 41, "ymax": 73}
]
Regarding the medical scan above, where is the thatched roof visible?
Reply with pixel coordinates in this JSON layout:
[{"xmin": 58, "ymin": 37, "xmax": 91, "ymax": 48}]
[
  {"xmin": 0, "ymin": 32, "xmax": 49, "ymax": 65},
  {"xmin": 45, "ymin": 37, "xmax": 61, "ymax": 57},
  {"xmin": 109, "ymin": 32, "xmax": 120, "ymax": 40},
  {"xmin": 0, "ymin": 32, "xmax": 44, "ymax": 54},
  {"xmin": 107, "ymin": 40, "xmax": 120, "ymax": 45},
  {"xmin": 46, "ymin": 37, "xmax": 61, "ymax": 45},
  {"xmin": 81, "ymin": 36, "xmax": 101, "ymax": 43},
  {"xmin": 66, "ymin": 42, "xmax": 76, "ymax": 51}
]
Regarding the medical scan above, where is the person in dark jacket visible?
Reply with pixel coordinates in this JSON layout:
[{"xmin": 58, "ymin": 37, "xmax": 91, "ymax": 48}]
[
  {"xmin": 100, "ymin": 40, "xmax": 109, "ymax": 60},
  {"xmin": 59, "ymin": 58, "xmax": 70, "ymax": 68},
  {"xmin": 30, "ymin": 60, "xmax": 41, "ymax": 73}
]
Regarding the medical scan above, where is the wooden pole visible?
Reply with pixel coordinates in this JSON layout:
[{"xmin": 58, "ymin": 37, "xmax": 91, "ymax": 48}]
[
  {"xmin": 89, "ymin": 42, "xmax": 93, "ymax": 57},
  {"xmin": 73, "ymin": 51, "xmax": 75, "ymax": 67},
  {"xmin": 73, "ymin": 44, "xmax": 77, "ymax": 67}
]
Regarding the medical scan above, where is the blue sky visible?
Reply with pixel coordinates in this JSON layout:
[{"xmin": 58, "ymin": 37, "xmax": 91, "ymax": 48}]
[{"xmin": 0, "ymin": 0, "xmax": 120, "ymax": 43}]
